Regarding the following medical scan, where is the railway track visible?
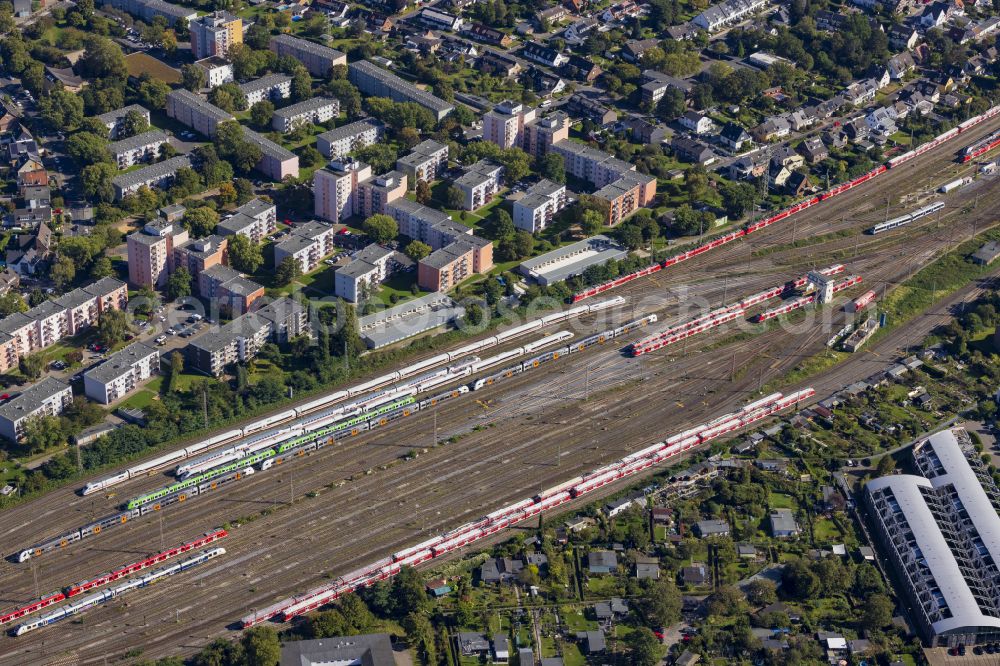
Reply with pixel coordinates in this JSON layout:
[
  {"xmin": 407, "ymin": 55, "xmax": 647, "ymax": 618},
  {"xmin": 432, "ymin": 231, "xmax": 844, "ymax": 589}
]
[{"xmin": 4, "ymin": 114, "xmax": 1000, "ymax": 663}]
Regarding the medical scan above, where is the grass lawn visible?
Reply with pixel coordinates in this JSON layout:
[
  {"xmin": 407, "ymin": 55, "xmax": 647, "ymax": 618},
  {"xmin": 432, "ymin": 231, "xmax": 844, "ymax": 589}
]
[
  {"xmin": 375, "ymin": 271, "xmax": 422, "ymax": 307},
  {"xmin": 120, "ymin": 389, "xmax": 157, "ymax": 410},
  {"xmin": 768, "ymin": 493, "xmax": 796, "ymax": 509},
  {"xmin": 559, "ymin": 606, "xmax": 598, "ymax": 633},
  {"xmin": 585, "ymin": 575, "xmax": 622, "ymax": 598},
  {"xmin": 560, "ymin": 643, "xmax": 586, "ymax": 666},
  {"xmin": 812, "ymin": 517, "xmax": 842, "ymax": 543},
  {"xmin": 296, "ymin": 265, "xmax": 337, "ymax": 295}
]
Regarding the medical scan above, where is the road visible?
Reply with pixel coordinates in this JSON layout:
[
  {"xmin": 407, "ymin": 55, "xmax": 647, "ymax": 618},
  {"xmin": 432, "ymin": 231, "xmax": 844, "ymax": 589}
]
[{"xmin": 1, "ymin": 112, "xmax": 1000, "ymax": 664}]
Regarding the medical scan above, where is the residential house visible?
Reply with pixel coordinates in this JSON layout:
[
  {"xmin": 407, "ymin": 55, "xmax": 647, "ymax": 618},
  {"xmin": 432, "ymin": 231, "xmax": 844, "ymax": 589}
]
[
  {"xmin": 785, "ymin": 171, "xmax": 810, "ymax": 196},
  {"xmin": 889, "ymin": 24, "xmax": 919, "ymax": 50},
  {"xmin": 769, "ymin": 509, "xmax": 801, "ymax": 537},
  {"xmin": 587, "ymin": 550, "xmax": 617, "ymax": 574},
  {"xmin": 887, "ymin": 52, "xmax": 915, "ymax": 80},
  {"xmin": 719, "ymin": 122, "xmax": 751, "ymax": 152},
  {"xmin": 679, "ymin": 111, "xmax": 712, "ymax": 134},
  {"xmin": 467, "ymin": 24, "xmax": 512, "ymax": 47},
  {"xmin": 566, "ymin": 94, "xmax": 617, "ymax": 126},
  {"xmin": 694, "ymin": 519, "xmax": 731, "ymax": 537},
  {"xmin": 797, "ymin": 137, "xmax": 828, "ymax": 164},
  {"xmin": 752, "ymin": 116, "xmax": 791, "ymax": 141},
  {"xmin": 671, "ymin": 136, "xmax": 715, "ymax": 164},
  {"xmin": 520, "ymin": 42, "xmax": 567, "ymax": 68},
  {"xmin": 681, "ymin": 563, "xmax": 708, "ymax": 586},
  {"xmin": 480, "ymin": 557, "xmax": 524, "ymax": 584}
]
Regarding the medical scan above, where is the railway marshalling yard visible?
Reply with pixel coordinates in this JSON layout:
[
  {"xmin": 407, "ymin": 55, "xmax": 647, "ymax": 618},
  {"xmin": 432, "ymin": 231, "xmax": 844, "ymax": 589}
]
[{"xmin": 4, "ymin": 117, "xmax": 1000, "ymax": 664}]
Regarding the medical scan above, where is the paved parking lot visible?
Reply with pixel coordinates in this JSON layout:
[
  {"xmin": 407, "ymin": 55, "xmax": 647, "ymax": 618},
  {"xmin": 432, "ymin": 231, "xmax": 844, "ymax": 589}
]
[{"xmin": 926, "ymin": 647, "xmax": 1000, "ymax": 665}]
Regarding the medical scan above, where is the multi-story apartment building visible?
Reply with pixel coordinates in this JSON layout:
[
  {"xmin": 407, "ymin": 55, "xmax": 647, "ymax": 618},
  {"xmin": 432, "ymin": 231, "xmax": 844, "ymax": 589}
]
[
  {"xmin": 865, "ymin": 429, "xmax": 1000, "ymax": 648},
  {"xmin": 512, "ymin": 179, "xmax": 567, "ymax": 233},
  {"xmin": 454, "ymin": 160, "xmax": 503, "ymax": 210},
  {"xmin": 242, "ymin": 128, "xmax": 299, "ymax": 181},
  {"xmin": 0, "ymin": 377, "xmax": 73, "ymax": 441},
  {"xmin": 273, "ymin": 220, "xmax": 337, "ymax": 274},
  {"xmin": 693, "ymin": 0, "xmax": 769, "ymax": 32},
  {"xmin": 97, "ymin": 104, "xmax": 151, "ymax": 139},
  {"xmin": 593, "ymin": 171, "xmax": 658, "ymax": 226},
  {"xmin": 269, "ymin": 34, "xmax": 347, "ymax": 77},
  {"xmin": 386, "ymin": 199, "xmax": 468, "ymax": 249},
  {"xmin": 348, "ymin": 60, "xmax": 455, "ymax": 122},
  {"xmin": 482, "ymin": 100, "xmax": 534, "ymax": 150},
  {"xmin": 216, "ymin": 198, "xmax": 277, "ymax": 244},
  {"xmin": 271, "ymin": 97, "xmax": 339, "ymax": 133},
  {"xmin": 83, "ymin": 341, "xmax": 160, "ymax": 404},
  {"xmin": 165, "ymin": 89, "xmax": 234, "ymax": 138},
  {"xmin": 195, "ymin": 56, "xmax": 234, "ymax": 88},
  {"xmin": 523, "ymin": 111, "xmax": 569, "ymax": 158},
  {"xmin": 239, "ymin": 73, "xmax": 292, "ymax": 106},
  {"xmin": 107, "ymin": 129, "xmax": 169, "ymax": 169},
  {"xmin": 357, "ymin": 170, "xmax": 407, "ymax": 220},
  {"xmin": 550, "ymin": 139, "xmax": 633, "ymax": 189},
  {"xmin": 173, "ymin": 234, "xmax": 228, "ymax": 283},
  {"xmin": 334, "ymin": 243, "xmax": 394, "ymax": 302},
  {"xmin": 549, "ymin": 139, "xmax": 657, "ymax": 225},
  {"xmin": 316, "ymin": 118, "xmax": 384, "ymax": 159},
  {"xmin": 198, "ymin": 264, "xmax": 265, "ymax": 313},
  {"xmin": 189, "ymin": 11, "xmax": 243, "ymax": 60},
  {"xmin": 396, "ymin": 139, "xmax": 448, "ymax": 185},
  {"xmin": 98, "ymin": 0, "xmax": 195, "ymax": 26},
  {"xmin": 186, "ymin": 297, "xmax": 308, "ymax": 376},
  {"xmin": 0, "ymin": 278, "xmax": 127, "ymax": 373},
  {"xmin": 313, "ymin": 159, "xmax": 371, "ymax": 223},
  {"xmin": 418, "ymin": 236, "xmax": 493, "ymax": 292},
  {"xmin": 127, "ymin": 219, "xmax": 189, "ymax": 288},
  {"xmin": 112, "ymin": 155, "xmax": 192, "ymax": 201}
]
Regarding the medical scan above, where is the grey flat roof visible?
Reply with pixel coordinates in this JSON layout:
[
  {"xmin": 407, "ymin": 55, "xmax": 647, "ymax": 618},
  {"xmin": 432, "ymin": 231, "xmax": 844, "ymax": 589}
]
[
  {"xmin": 216, "ymin": 213, "xmax": 256, "ymax": 235},
  {"xmin": 112, "ymin": 155, "xmax": 192, "ymax": 189},
  {"xmin": 339, "ymin": 244, "xmax": 393, "ymax": 278},
  {"xmin": 242, "ymin": 127, "xmax": 295, "ymax": 160},
  {"xmin": 238, "ymin": 73, "xmax": 291, "ymax": 96},
  {"xmin": 167, "ymin": 88, "xmax": 234, "ymax": 121},
  {"xmin": 108, "ymin": 129, "xmax": 169, "ymax": 155},
  {"xmin": 409, "ymin": 139, "xmax": 447, "ymax": 157},
  {"xmin": 359, "ymin": 293, "xmax": 465, "ymax": 349},
  {"xmin": 349, "ymin": 60, "xmax": 454, "ymax": 115},
  {"xmin": 97, "ymin": 104, "xmax": 148, "ymax": 125},
  {"xmin": 519, "ymin": 235, "xmax": 627, "ymax": 285},
  {"xmin": 234, "ymin": 197, "xmax": 274, "ymax": 218},
  {"xmin": 281, "ymin": 634, "xmax": 396, "ymax": 666},
  {"xmin": 275, "ymin": 220, "xmax": 333, "ymax": 254},
  {"xmin": 455, "ymin": 159, "xmax": 501, "ymax": 188},
  {"xmin": 176, "ymin": 234, "xmax": 226, "ymax": 260},
  {"xmin": 318, "ymin": 118, "xmax": 383, "ymax": 143},
  {"xmin": 84, "ymin": 341, "xmax": 159, "ymax": 384},
  {"xmin": 274, "ymin": 96, "xmax": 338, "ymax": 119},
  {"xmin": 201, "ymin": 263, "xmax": 242, "ymax": 283},
  {"xmin": 0, "ymin": 377, "xmax": 69, "ymax": 423},
  {"xmin": 270, "ymin": 33, "xmax": 346, "ymax": 61}
]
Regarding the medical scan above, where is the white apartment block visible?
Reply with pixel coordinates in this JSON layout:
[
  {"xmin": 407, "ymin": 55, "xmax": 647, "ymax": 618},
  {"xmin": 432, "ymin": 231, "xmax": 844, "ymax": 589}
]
[
  {"xmin": 216, "ymin": 198, "xmax": 277, "ymax": 244},
  {"xmin": 195, "ymin": 56, "xmax": 234, "ymax": 88},
  {"xmin": 0, "ymin": 377, "xmax": 72, "ymax": 441},
  {"xmin": 83, "ymin": 341, "xmax": 160, "ymax": 404},
  {"xmin": 316, "ymin": 118, "xmax": 384, "ymax": 159},
  {"xmin": 313, "ymin": 159, "xmax": 372, "ymax": 223},
  {"xmin": 273, "ymin": 220, "xmax": 337, "ymax": 274},
  {"xmin": 165, "ymin": 89, "xmax": 234, "ymax": 138},
  {"xmin": 454, "ymin": 160, "xmax": 503, "ymax": 210},
  {"xmin": 111, "ymin": 155, "xmax": 192, "ymax": 201},
  {"xmin": 97, "ymin": 104, "xmax": 151, "ymax": 139},
  {"xmin": 396, "ymin": 139, "xmax": 449, "ymax": 184},
  {"xmin": 334, "ymin": 243, "xmax": 394, "ymax": 302},
  {"xmin": 239, "ymin": 73, "xmax": 292, "ymax": 106},
  {"xmin": 271, "ymin": 97, "xmax": 340, "ymax": 133},
  {"xmin": 513, "ymin": 179, "xmax": 567, "ymax": 233},
  {"xmin": 107, "ymin": 129, "xmax": 170, "ymax": 169}
]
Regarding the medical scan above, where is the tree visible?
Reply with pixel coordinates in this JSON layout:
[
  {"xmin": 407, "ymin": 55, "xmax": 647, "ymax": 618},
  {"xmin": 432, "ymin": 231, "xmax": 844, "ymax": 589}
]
[
  {"xmin": 23, "ymin": 415, "xmax": 64, "ymax": 452},
  {"xmin": 165, "ymin": 351, "xmax": 185, "ymax": 394},
  {"xmin": 745, "ymin": 579, "xmax": 777, "ymax": 607},
  {"xmin": 363, "ymin": 214, "xmax": 398, "ymax": 244},
  {"xmin": 66, "ymin": 132, "xmax": 111, "ymax": 166},
  {"xmin": 183, "ymin": 207, "xmax": 219, "ymax": 238},
  {"xmin": 79, "ymin": 36, "xmax": 127, "ymax": 79},
  {"xmin": 719, "ymin": 180, "xmax": 757, "ymax": 219},
  {"xmin": 706, "ymin": 585, "xmax": 745, "ymax": 617},
  {"xmin": 275, "ymin": 256, "xmax": 302, "ymax": 286},
  {"xmin": 82, "ymin": 163, "xmax": 117, "ymax": 203},
  {"xmin": 242, "ymin": 626, "xmax": 281, "ymax": 666},
  {"xmin": 498, "ymin": 148, "xmax": 531, "ymax": 183},
  {"xmin": 39, "ymin": 89, "xmax": 84, "ymax": 129},
  {"xmin": 876, "ymin": 454, "xmax": 895, "ymax": 476},
  {"xmin": 402, "ymin": 612, "xmax": 436, "ymax": 664},
  {"xmin": 228, "ymin": 234, "xmax": 264, "ymax": 274},
  {"xmin": 618, "ymin": 224, "xmax": 643, "ymax": 251},
  {"xmin": 863, "ymin": 594, "xmax": 894, "ymax": 628},
  {"xmin": 539, "ymin": 152, "xmax": 565, "ymax": 183},
  {"xmin": 782, "ymin": 558, "xmax": 820, "ymax": 600},
  {"xmin": 208, "ymin": 82, "xmax": 248, "ymax": 113},
  {"xmin": 217, "ymin": 182, "xmax": 238, "ymax": 207},
  {"xmin": 404, "ymin": 240, "xmax": 432, "ymax": 261},
  {"xmin": 580, "ymin": 209, "xmax": 605, "ymax": 236},
  {"xmin": 235, "ymin": 178, "xmax": 255, "ymax": 205},
  {"xmin": 19, "ymin": 353, "xmax": 44, "ymax": 379},
  {"xmin": 415, "ymin": 180, "xmax": 432, "ymax": 204},
  {"xmin": 655, "ymin": 87, "xmax": 686, "ymax": 121},
  {"xmin": 628, "ymin": 628, "xmax": 663, "ymax": 666},
  {"xmin": 137, "ymin": 78, "xmax": 171, "ymax": 109},
  {"xmin": 215, "ymin": 121, "xmax": 262, "ymax": 174},
  {"xmin": 641, "ymin": 577, "xmax": 682, "ymax": 627},
  {"xmin": 670, "ymin": 205, "xmax": 714, "ymax": 236},
  {"xmin": 330, "ymin": 299, "xmax": 365, "ymax": 358},
  {"xmin": 98, "ymin": 309, "xmax": 131, "ymax": 347},
  {"xmin": 166, "ymin": 267, "xmax": 192, "ymax": 301},
  {"xmin": 181, "ymin": 63, "xmax": 206, "ymax": 91},
  {"xmin": 119, "ymin": 109, "xmax": 150, "ymax": 139},
  {"xmin": 391, "ymin": 566, "xmax": 428, "ymax": 618},
  {"xmin": 354, "ymin": 143, "xmax": 398, "ymax": 174},
  {"xmin": 292, "ymin": 67, "xmax": 312, "ymax": 101},
  {"xmin": 446, "ymin": 185, "xmax": 464, "ymax": 209},
  {"xmin": 250, "ymin": 100, "xmax": 275, "ymax": 129},
  {"xmin": 50, "ymin": 255, "xmax": 76, "ymax": 289},
  {"xmin": 493, "ymin": 209, "xmax": 515, "ymax": 240},
  {"xmin": 0, "ymin": 292, "xmax": 28, "ymax": 316}
]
